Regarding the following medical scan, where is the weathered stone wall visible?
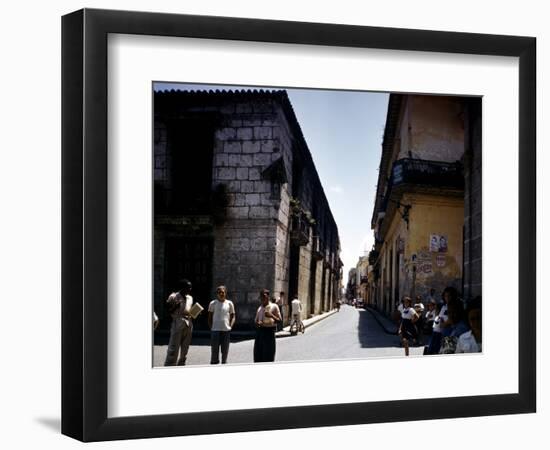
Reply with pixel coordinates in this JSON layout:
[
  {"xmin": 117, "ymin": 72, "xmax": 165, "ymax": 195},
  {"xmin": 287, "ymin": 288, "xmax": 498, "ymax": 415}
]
[
  {"xmin": 325, "ymin": 267, "xmax": 333, "ymax": 310},
  {"xmin": 274, "ymin": 184, "xmax": 291, "ymax": 321},
  {"xmin": 463, "ymin": 99, "xmax": 482, "ymax": 301},
  {"xmin": 212, "ymin": 221, "xmax": 277, "ymax": 325},
  {"xmin": 313, "ymin": 260, "xmax": 323, "ymax": 315},
  {"xmin": 296, "ymin": 238, "xmax": 313, "ymax": 317},
  {"xmin": 209, "ymin": 98, "xmax": 287, "ymax": 326},
  {"xmin": 154, "ymin": 90, "xmax": 341, "ymax": 328},
  {"xmin": 154, "ymin": 120, "xmax": 170, "ymax": 184},
  {"xmin": 153, "ymin": 229, "xmax": 166, "ymax": 318},
  {"xmin": 272, "ymin": 100, "xmax": 341, "ymax": 318},
  {"xmin": 153, "ymin": 115, "xmax": 168, "ymax": 311}
]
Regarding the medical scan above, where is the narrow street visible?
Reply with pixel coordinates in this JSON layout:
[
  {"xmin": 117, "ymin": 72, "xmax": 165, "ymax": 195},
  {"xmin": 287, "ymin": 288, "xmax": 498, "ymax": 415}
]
[{"xmin": 153, "ymin": 304, "xmax": 424, "ymax": 367}]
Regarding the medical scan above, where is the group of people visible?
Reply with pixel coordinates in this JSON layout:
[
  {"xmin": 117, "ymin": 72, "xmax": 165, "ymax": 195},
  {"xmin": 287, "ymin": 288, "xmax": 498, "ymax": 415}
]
[
  {"xmin": 161, "ymin": 280, "xmax": 304, "ymax": 366},
  {"xmin": 395, "ymin": 287, "xmax": 482, "ymax": 357}
]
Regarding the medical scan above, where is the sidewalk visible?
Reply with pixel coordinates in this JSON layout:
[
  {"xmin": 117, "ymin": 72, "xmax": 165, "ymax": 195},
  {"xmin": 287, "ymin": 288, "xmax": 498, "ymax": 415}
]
[
  {"xmin": 365, "ymin": 306, "xmax": 399, "ymax": 335},
  {"xmin": 276, "ymin": 308, "xmax": 338, "ymax": 337},
  {"xmin": 155, "ymin": 308, "xmax": 339, "ymax": 341}
]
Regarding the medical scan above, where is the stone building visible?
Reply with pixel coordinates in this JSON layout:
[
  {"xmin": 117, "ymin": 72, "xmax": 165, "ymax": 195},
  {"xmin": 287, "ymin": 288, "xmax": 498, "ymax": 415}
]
[
  {"xmin": 154, "ymin": 89, "xmax": 342, "ymax": 329},
  {"xmin": 370, "ymin": 94, "xmax": 481, "ymax": 315},
  {"xmin": 462, "ymin": 98, "xmax": 482, "ymax": 301}
]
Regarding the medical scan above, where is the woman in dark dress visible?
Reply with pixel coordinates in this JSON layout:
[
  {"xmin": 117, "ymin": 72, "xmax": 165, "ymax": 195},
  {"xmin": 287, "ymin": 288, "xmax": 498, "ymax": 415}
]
[{"xmin": 398, "ymin": 296, "xmax": 419, "ymax": 357}]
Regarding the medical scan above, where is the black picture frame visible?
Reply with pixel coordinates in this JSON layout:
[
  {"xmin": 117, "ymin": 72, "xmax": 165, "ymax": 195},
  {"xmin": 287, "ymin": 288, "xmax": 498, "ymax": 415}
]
[{"xmin": 62, "ymin": 8, "xmax": 536, "ymax": 442}]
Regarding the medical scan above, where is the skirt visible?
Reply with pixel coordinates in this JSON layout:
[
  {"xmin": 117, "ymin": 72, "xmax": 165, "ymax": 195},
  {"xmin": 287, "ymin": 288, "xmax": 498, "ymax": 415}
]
[{"xmin": 401, "ymin": 319, "xmax": 418, "ymax": 341}]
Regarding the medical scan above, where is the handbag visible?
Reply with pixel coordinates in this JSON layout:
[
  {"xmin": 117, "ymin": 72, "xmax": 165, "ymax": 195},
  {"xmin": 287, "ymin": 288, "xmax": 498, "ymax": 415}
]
[{"xmin": 440, "ymin": 336, "xmax": 458, "ymax": 354}]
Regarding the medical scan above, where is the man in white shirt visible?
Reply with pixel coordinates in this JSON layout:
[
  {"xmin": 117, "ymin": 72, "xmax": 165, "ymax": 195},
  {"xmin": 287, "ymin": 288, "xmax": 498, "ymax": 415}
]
[
  {"xmin": 208, "ymin": 285, "xmax": 236, "ymax": 364},
  {"xmin": 289, "ymin": 294, "xmax": 303, "ymax": 332},
  {"xmin": 164, "ymin": 279, "xmax": 194, "ymax": 366}
]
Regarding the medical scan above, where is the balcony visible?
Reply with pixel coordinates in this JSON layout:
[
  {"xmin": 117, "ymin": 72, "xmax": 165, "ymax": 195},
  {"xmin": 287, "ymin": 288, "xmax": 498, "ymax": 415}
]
[
  {"xmin": 312, "ymin": 236, "xmax": 324, "ymax": 260},
  {"xmin": 380, "ymin": 158, "xmax": 464, "ymax": 212},
  {"xmin": 393, "ymin": 158, "xmax": 463, "ymax": 187},
  {"xmin": 290, "ymin": 214, "xmax": 310, "ymax": 246},
  {"xmin": 368, "ymin": 251, "xmax": 379, "ymax": 265}
]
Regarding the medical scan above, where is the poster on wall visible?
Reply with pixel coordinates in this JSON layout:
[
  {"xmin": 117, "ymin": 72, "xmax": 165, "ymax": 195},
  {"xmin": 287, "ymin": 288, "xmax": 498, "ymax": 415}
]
[{"xmin": 430, "ymin": 234, "xmax": 448, "ymax": 253}]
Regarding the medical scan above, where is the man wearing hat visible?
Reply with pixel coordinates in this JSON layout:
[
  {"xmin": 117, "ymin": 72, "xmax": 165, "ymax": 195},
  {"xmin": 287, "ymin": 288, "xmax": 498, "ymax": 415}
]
[{"xmin": 164, "ymin": 279, "xmax": 195, "ymax": 366}]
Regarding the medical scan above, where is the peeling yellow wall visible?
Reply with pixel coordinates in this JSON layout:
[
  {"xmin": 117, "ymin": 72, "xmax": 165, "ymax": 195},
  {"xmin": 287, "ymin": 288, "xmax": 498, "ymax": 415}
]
[
  {"xmin": 378, "ymin": 193, "xmax": 464, "ymax": 309},
  {"xmin": 404, "ymin": 194, "xmax": 464, "ymax": 298}
]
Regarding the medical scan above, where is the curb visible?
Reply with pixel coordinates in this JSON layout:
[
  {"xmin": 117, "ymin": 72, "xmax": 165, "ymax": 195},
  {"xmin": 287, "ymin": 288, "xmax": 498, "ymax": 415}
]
[
  {"xmin": 155, "ymin": 309, "xmax": 340, "ymax": 340},
  {"xmin": 365, "ymin": 307, "xmax": 398, "ymax": 335},
  {"xmin": 277, "ymin": 309, "xmax": 338, "ymax": 337}
]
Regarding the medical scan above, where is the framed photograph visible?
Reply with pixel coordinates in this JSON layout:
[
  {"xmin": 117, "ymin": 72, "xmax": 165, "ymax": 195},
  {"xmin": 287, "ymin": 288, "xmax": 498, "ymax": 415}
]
[{"xmin": 62, "ymin": 8, "xmax": 536, "ymax": 442}]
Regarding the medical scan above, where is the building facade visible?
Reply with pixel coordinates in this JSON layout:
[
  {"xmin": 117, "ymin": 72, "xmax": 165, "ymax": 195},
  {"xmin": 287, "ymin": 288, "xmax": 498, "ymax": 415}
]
[
  {"xmin": 154, "ymin": 89, "xmax": 341, "ymax": 329},
  {"xmin": 346, "ymin": 268, "xmax": 357, "ymax": 302},
  {"xmin": 370, "ymin": 94, "xmax": 481, "ymax": 315},
  {"xmin": 356, "ymin": 255, "xmax": 369, "ymax": 301}
]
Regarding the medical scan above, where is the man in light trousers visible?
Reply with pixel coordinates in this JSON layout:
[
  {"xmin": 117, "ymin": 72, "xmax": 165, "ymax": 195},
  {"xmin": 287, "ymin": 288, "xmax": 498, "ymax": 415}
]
[{"xmin": 164, "ymin": 279, "xmax": 194, "ymax": 366}]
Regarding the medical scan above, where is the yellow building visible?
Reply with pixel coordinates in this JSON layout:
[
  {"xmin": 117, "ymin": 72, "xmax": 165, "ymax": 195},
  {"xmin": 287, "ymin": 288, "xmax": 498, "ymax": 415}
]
[{"xmin": 371, "ymin": 94, "xmax": 467, "ymax": 315}]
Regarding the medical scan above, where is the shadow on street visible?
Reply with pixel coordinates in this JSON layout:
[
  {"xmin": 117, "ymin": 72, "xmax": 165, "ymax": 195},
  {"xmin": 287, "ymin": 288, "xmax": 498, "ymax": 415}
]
[
  {"xmin": 154, "ymin": 332, "xmax": 256, "ymax": 346},
  {"xmin": 356, "ymin": 308, "xmax": 402, "ymax": 349}
]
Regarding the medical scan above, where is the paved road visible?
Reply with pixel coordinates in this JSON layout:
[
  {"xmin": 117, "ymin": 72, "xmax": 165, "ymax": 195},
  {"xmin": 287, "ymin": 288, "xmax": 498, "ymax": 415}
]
[{"xmin": 153, "ymin": 305, "xmax": 424, "ymax": 366}]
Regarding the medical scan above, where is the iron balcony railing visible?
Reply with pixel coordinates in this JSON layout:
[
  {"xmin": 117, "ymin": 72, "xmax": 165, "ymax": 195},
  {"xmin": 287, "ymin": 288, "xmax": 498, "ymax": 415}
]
[
  {"xmin": 290, "ymin": 214, "xmax": 310, "ymax": 246},
  {"xmin": 368, "ymin": 250, "xmax": 379, "ymax": 265},
  {"xmin": 312, "ymin": 236, "xmax": 325, "ymax": 260},
  {"xmin": 380, "ymin": 158, "xmax": 463, "ymax": 212}
]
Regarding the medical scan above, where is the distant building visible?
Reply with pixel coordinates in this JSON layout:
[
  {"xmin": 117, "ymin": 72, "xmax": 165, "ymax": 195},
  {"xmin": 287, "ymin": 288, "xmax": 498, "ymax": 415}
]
[
  {"xmin": 370, "ymin": 94, "xmax": 481, "ymax": 315},
  {"xmin": 346, "ymin": 267, "xmax": 357, "ymax": 301},
  {"xmin": 356, "ymin": 255, "xmax": 369, "ymax": 301},
  {"xmin": 154, "ymin": 89, "xmax": 341, "ymax": 329}
]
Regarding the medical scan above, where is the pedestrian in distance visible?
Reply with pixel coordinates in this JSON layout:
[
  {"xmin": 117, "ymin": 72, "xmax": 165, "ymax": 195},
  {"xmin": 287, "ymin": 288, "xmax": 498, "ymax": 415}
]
[
  {"xmin": 164, "ymin": 279, "xmax": 195, "ymax": 366},
  {"xmin": 414, "ymin": 295, "xmax": 425, "ymax": 343},
  {"xmin": 253, "ymin": 289, "xmax": 281, "ymax": 363},
  {"xmin": 398, "ymin": 296, "xmax": 419, "ymax": 356},
  {"xmin": 423, "ymin": 298, "xmax": 437, "ymax": 335},
  {"xmin": 289, "ymin": 293, "xmax": 304, "ymax": 334},
  {"xmin": 208, "ymin": 285, "xmax": 236, "ymax": 364},
  {"xmin": 426, "ymin": 301, "xmax": 444, "ymax": 354},
  {"xmin": 392, "ymin": 298, "xmax": 405, "ymax": 346}
]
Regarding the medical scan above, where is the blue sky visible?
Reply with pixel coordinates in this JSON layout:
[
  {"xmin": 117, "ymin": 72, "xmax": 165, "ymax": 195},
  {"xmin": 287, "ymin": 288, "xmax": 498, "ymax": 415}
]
[{"xmin": 155, "ymin": 82, "xmax": 389, "ymax": 284}]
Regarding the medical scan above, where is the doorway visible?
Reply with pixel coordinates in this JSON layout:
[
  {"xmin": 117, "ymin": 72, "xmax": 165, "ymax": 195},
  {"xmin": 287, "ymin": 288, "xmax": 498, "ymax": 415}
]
[{"xmin": 164, "ymin": 237, "xmax": 213, "ymax": 330}]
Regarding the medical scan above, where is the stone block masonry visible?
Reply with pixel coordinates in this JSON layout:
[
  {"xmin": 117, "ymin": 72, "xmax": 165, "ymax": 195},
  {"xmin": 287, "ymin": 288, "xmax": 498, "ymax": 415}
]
[
  {"xmin": 210, "ymin": 107, "xmax": 283, "ymax": 325},
  {"xmin": 154, "ymin": 89, "xmax": 341, "ymax": 329},
  {"xmin": 212, "ymin": 221, "xmax": 278, "ymax": 325}
]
